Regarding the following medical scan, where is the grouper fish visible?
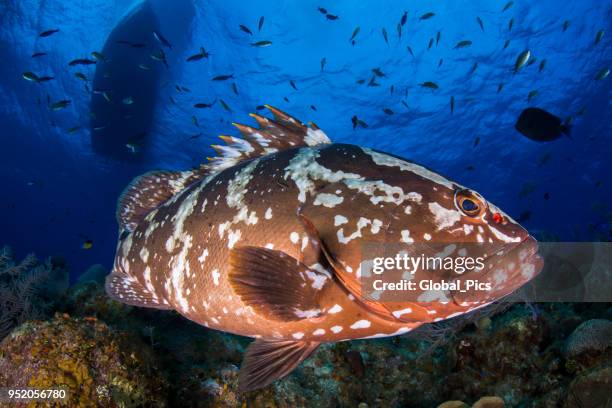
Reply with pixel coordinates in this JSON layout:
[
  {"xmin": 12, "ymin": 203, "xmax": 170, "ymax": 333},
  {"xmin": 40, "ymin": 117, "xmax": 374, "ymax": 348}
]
[{"xmin": 106, "ymin": 106, "xmax": 543, "ymax": 391}]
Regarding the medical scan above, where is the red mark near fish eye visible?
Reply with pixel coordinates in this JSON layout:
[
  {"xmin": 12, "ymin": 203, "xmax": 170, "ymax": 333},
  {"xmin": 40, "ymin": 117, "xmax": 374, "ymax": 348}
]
[{"xmin": 492, "ymin": 212, "xmax": 504, "ymax": 224}]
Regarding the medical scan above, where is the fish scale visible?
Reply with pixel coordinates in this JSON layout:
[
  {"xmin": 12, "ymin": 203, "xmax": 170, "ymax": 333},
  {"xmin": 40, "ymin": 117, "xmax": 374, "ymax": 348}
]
[{"xmin": 106, "ymin": 106, "xmax": 543, "ymax": 391}]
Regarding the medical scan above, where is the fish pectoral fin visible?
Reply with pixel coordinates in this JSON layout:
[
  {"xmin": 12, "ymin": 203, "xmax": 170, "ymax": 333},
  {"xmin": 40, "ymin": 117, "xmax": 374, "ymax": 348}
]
[
  {"xmin": 239, "ymin": 339, "xmax": 320, "ymax": 392},
  {"xmin": 105, "ymin": 270, "xmax": 171, "ymax": 310},
  {"xmin": 117, "ymin": 168, "xmax": 209, "ymax": 232},
  {"xmin": 228, "ymin": 246, "xmax": 330, "ymax": 322}
]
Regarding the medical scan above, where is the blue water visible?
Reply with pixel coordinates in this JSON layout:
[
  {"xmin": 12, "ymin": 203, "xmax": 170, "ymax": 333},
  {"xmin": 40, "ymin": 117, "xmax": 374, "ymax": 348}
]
[{"xmin": 0, "ymin": 0, "xmax": 610, "ymax": 279}]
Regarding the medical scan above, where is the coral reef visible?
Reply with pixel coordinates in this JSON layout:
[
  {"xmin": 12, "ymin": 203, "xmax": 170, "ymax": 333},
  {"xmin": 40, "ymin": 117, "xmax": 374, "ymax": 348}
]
[
  {"xmin": 564, "ymin": 366, "xmax": 612, "ymax": 408},
  {"xmin": 0, "ymin": 245, "xmax": 68, "ymax": 340},
  {"xmin": 564, "ymin": 318, "xmax": 612, "ymax": 358},
  {"xmin": 0, "ymin": 314, "xmax": 168, "ymax": 407},
  {"xmin": 438, "ymin": 396, "xmax": 505, "ymax": 408},
  {"xmin": 1, "ymin": 273, "xmax": 610, "ymax": 407}
]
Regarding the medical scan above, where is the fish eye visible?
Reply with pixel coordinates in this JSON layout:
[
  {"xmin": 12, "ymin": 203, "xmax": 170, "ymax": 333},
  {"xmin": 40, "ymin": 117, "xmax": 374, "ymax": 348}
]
[{"xmin": 454, "ymin": 189, "xmax": 485, "ymax": 217}]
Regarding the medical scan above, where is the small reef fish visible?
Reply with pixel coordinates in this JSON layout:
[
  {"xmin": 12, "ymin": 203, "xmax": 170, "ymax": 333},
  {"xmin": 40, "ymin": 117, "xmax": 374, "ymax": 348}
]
[
  {"xmin": 186, "ymin": 47, "xmax": 210, "ymax": 62},
  {"xmin": 351, "ymin": 115, "xmax": 367, "ymax": 129},
  {"xmin": 219, "ymin": 99, "xmax": 231, "ymax": 111},
  {"xmin": 595, "ymin": 68, "xmax": 609, "ymax": 80},
  {"xmin": 153, "ymin": 31, "xmax": 172, "ymax": 48},
  {"xmin": 39, "ymin": 28, "xmax": 59, "ymax": 37},
  {"xmin": 513, "ymin": 50, "xmax": 530, "ymax": 73},
  {"xmin": 350, "ymin": 26, "xmax": 360, "ymax": 43},
  {"xmin": 31, "ymin": 52, "xmax": 47, "ymax": 58},
  {"xmin": 106, "ymin": 106, "xmax": 543, "ymax": 392},
  {"xmin": 82, "ymin": 240, "xmax": 93, "ymax": 249},
  {"xmin": 213, "ymin": 74, "xmax": 234, "ymax": 81},
  {"xmin": 538, "ymin": 59, "xmax": 547, "ymax": 73},
  {"xmin": 22, "ymin": 72, "xmax": 43, "ymax": 82},
  {"xmin": 239, "ymin": 24, "xmax": 253, "ymax": 35},
  {"xmin": 150, "ymin": 50, "xmax": 168, "ymax": 68},
  {"xmin": 251, "ymin": 40, "xmax": 272, "ymax": 47},
  {"xmin": 258, "ymin": 16, "xmax": 264, "ymax": 31},
  {"xmin": 69, "ymin": 58, "xmax": 97, "ymax": 66},
  {"xmin": 562, "ymin": 20, "xmax": 570, "ymax": 32},
  {"xmin": 420, "ymin": 81, "xmax": 439, "ymax": 89},
  {"xmin": 50, "ymin": 100, "xmax": 71, "ymax": 111},
  {"xmin": 126, "ymin": 142, "xmax": 140, "ymax": 154},
  {"xmin": 74, "ymin": 72, "xmax": 87, "ymax": 81},
  {"xmin": 420, "ymin": 12, "xmax": 435, "ymax": 20},
  {"xmin": 372, "ymin": 68, "xmax": 386, "ymax": 77},
  {"xmin": 515, "ymin": 107, "xmax": 571, "ymax": 142},
  {"xmin": 476, "ymin": 17, "xmax": 484, "ymax": 32},
  {"xmin": 454, "ymin": 40, "xmax": 472, "ymax": 49},
  {"xmin": 194, "ymin": 100, "xmax": 216, "ymax": 109},
  {"xmin": 594, "ymin": 29, "xmax": 604, "ymax": 45},
  {"xmin": 91, "ymin": 51, "xmax": 107, "ymax": 61},
  {"xmin": 116, "ymin": 40, "xmax": 146, "ymax": 48}
]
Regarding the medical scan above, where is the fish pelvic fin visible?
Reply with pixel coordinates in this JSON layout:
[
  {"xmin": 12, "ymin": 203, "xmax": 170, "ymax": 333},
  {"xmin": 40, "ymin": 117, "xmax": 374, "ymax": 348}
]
[
  {"xmin": 117, "ymin": 168, "xmax": 209, "ymax": 232},
  {"xmin": 238, "ymin": 339, "xmax": 320, "ymax": 392},
  {"xmin": 228, "ymin": 246, "xmax": 331, "ymax": 322},
  {"xmin": 105, "ymin": 269, "xmax": 171, "ymax": 310},
  {"xmin": 207, "ymin": 105, "xmax": 331, "ymax": 173}
]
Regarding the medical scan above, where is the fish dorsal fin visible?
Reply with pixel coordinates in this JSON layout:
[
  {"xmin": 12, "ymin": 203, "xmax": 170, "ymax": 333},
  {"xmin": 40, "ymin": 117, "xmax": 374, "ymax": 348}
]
[
  {"xmin": 228, "ymin": 246, "xmax": 331, "ymax": 321},
  {"xmin": 117, "ymin": 167, "xmax": 208, "ymax": 231},
  {"xmin": 207, "ymin": 105, "xmax": 331, "ymax": 173},
  {"xmin": 239, "ymin": 339, "xmax": 320, "ymax": 392}
]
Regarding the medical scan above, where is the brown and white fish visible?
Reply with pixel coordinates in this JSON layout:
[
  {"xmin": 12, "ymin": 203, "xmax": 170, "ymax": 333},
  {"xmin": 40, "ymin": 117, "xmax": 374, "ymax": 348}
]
[{"xmin": 105, "ymin": 106, "xmax": 543, "ymax": 391}]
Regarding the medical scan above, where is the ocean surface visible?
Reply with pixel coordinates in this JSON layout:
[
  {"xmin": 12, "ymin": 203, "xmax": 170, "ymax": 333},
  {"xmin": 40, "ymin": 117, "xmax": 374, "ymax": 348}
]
[{"xmin": 1, "ymin": 0, "xmax": 610, "ymax": 278}]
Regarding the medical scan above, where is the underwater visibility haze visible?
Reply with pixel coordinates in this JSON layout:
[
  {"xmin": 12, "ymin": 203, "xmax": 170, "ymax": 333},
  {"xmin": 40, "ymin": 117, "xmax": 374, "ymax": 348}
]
[{"xmin": 0, "ymin": 0, "xmax": 611, "ymax": 407}]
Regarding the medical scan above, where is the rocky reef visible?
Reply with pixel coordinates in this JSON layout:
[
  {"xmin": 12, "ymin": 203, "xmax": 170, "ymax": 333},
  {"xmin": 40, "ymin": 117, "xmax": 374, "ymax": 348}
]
[
  {"xmin": 0, "ymin": 256, "xmax": 610, "ymax": 407},
  {"xmin": 0, "ymin": 314, "xmax": 168, "ymax": 407}
]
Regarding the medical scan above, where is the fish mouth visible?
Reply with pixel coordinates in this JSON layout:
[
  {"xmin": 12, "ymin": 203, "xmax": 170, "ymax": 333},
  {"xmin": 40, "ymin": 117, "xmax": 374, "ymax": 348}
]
[{"xmin": 450, "ymin": 234, "xmax": 544, "ymax": 305}]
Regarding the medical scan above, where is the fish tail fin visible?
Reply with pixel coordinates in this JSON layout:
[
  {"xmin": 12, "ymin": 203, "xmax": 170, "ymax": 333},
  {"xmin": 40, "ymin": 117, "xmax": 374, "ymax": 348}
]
[{"xmin": 117, "ymin": 168, "xmax": 209, "ymax": 232}]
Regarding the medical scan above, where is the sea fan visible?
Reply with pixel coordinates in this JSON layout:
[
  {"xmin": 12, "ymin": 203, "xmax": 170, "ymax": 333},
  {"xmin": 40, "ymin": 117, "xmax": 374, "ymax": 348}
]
[{"xmin": 0, "ymin": 245, "xmax": 66, "ymax": 340}]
